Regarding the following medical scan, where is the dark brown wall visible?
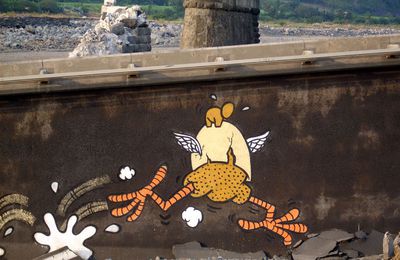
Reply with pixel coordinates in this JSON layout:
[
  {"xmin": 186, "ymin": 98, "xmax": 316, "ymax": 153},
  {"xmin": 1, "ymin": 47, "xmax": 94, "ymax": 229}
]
[{"xmin": 0, "ymin": 66, "xmax": 399, "ymax": 259}]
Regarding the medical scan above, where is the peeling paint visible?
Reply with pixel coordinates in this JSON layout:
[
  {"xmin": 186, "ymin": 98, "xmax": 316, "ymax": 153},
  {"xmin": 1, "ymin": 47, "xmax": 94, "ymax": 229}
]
[
  {"xmin": 278, "ymin": 87, "xmax": 341, "ymax": 116},
  {"xmin": 15, "ymin": 102, "xmax": 60, "ymax": 141},
  {"xmin": 314, "ymin": 194, "xmax": 336, "ymax": 221},
  {"xmin": 340, "ymin": 193, "xmax": 391, "ymax": 221},
  {"xmin": 354, "ymin": 126, "xmax": 380, "ymax": 150},
  {"xmin": 291, "ymin": 135, "xmax": 315, "ymax": 147}
]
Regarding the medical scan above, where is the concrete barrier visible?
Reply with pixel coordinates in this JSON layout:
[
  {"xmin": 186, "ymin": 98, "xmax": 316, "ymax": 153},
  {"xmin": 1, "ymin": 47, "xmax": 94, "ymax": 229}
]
[{"xmin": 0, "ymin": 35, "xmax": 400, "ymax": 259}]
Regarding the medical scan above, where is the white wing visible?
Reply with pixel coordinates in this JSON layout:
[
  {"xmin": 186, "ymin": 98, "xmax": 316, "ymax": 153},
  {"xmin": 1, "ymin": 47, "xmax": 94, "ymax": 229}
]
[
  {"xmin": 246, "ymin": 131, "xmax": 270, "ymax": 153},
  {"xmin": 173, "ymin": 132, "xmax": 202, "ymax": 155}
]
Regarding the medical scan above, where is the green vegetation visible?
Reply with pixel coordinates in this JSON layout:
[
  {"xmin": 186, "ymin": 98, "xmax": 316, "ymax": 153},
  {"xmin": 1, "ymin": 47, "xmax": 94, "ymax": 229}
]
[
  {"xmin": 260, "ymin": 0, "xmax": 400, "ymax": 24},
  {"xmin": 0, "ymin": 0, "xmax": 399, "ymax": 25},
  {"xmin": 0, "ymin": 0, "xmax": 63, "ymax": 13}
]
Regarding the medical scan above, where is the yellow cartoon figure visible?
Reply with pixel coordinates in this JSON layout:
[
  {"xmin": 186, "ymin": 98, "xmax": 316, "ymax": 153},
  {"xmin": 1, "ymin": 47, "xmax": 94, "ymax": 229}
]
[
  {"xmin": 108, "ymin": 102, "xmax": 308, "ymax": 246},
  {"xmin": 205, "ymin": 102, "xmax": 234, "ymax": 127}
]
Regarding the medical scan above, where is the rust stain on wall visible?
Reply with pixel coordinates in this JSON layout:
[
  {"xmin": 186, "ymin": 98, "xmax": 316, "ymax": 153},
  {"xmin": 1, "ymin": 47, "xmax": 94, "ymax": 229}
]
[
  {"xmin": 314, "ymin": 194, "xmax": 336, "ymax": 221},
  {"xmin": 0, "ymin": 67, "xmax": 399, "ymax": 258},
  {"xmin": 15, "ymin": 102, "xmax": 61, "ymax": 141},
  {"xmin": 340, "ymin": 193, "xmax": 392, "ymax": 221}
]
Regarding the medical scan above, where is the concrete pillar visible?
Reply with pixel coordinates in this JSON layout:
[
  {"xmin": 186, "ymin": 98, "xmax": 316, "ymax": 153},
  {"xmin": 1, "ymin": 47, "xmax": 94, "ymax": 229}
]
[{"xmin": 181, "ymin": 0, "xmax": 260, "ymax": 49}]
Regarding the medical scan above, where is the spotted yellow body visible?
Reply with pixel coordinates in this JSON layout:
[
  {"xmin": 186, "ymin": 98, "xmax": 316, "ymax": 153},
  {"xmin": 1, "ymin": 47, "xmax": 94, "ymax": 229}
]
[{"xmin": 184, "ymin": 149, "xmax": 251, "ymax": 204}]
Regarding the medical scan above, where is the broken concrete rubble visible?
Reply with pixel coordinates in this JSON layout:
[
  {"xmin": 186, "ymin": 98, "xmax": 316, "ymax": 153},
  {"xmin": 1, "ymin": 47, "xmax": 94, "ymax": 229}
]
[
  {"xmin": 292, "ymin": 229, "xmax": 400, "ymax": 260},
  {"xmin": 383, "ymin": 232, "xmax": 394, "ymax": 259},
  {"xmin": 69, "ymin": 3, "xmax": 150, "ymax": 57},
  {"xmin": 319, "ymin": 229, "xmax": 355, "ymax": 242},
  {"xmin": 172, "ymin": 241, "xmax": 267, "ymax": 260},
  {"xmin": 393, "ymin": 233, "xmax": 400, "ymax": 260},
  {"xmin": 292, "ymin": 236, "xmax": 337, "ymax": 260},
  {"xmin": 341, "ymin": 230, "xmax": 384, "ymax": 256}
]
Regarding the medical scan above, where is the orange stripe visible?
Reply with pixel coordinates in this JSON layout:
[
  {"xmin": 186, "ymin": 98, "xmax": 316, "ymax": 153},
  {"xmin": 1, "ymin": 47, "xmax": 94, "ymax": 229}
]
[
  {"xmin": 175, "ymin": 192, "xmax": 183, "ymax": 200},
  {"xmin": 249, "ymin": 222, "xmax": 254, "ymax": 229},
  {"xmin": 243, "ymin": 221, "xmax": 249, "ymax": 229},
  {"xmin": 138, "ymin": 190, "xmax": 147, "ymax": 197},
  {"xmin": 153, "ymin": 176, "xmax": 162, "ymax": 183}
]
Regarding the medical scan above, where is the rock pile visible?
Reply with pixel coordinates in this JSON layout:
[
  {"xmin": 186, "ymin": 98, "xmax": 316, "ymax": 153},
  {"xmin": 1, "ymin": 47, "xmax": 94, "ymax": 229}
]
[
  {"xmin": 69, "ymin": 5, "xmax": 151, "ymax": 57},
  {"xmin": 1, "ymin": 16, "xmax": 400, "ymax": 53},
  {"xmin": 172, "ymin": 241, "xmax": 268, "ymax": 259},
  {"xmin": 292, "ymin": 229, "xmax": 400, "ymax": 259},
  {"xmin": 260, "ymin": 26, "xmax": 400, "ymax": 38},
  {"xmin": 0, "ymin": 19, "xmax": 95, "ymax": 52},
  {"xmin": 149, "ymin": 22, "xmax": 182, "ymax": 47}
]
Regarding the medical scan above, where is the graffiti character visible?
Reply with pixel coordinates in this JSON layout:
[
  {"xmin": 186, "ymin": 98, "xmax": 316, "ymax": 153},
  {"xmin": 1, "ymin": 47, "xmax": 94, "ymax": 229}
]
[
  {"xmin": 108, "ymin": 102, "xmax": 308, "ymax": 246},
  {"xmin": 205, "ymin": 102, "xmax": 234, "ymax": 127}
]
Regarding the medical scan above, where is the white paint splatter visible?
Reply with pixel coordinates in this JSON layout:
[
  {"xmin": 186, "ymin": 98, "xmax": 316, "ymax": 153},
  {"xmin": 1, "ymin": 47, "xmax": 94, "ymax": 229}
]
[
  {"xmin": 34, "ymin": 213, "xmax": 96, "ymax": 260},
  {"xmin": 51, "ymin": 182, "xmax": 59, "ymax": 193},
  {"xmin": 0, "ymin": 247, "xmax": 4, "ymax": 256},
  {"xmin": 210, "ymin": 94, "xmax": 217, "ymax": 100},
  {"xmin": 119, "ymin": 166, "xmax": 135, "ymax": 181},
  {"xmin": 104, "ymin": 224, "xmax": 120, "ymax": 233},
  {"xmin": 242, "ymin": 106, "xmax": 250, "ymax": 111},
  {"xmin": 4, "ymin": 227, "xmax": 13, "ymax": 237},
  {"xmin": 182, "ymin": 207, "xmax": 203, "ymax": 228}
]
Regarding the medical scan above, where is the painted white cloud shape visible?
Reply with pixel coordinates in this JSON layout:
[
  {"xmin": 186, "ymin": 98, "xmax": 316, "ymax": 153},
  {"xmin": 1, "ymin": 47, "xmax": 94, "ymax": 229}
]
[
  {"xmin": 119, "ymin": 166, "xmax": 135, "ymax": 181},
  {"xmin": 0, "ymin": 247, "xmax": 4, "ymax": 256},
  {"xmin": 182, "ymin": 207, "xmax": 203, "ymax": 228},
  {"xmin": 34, "ymin": 213, "xmax": 96, "ymax": 260}
]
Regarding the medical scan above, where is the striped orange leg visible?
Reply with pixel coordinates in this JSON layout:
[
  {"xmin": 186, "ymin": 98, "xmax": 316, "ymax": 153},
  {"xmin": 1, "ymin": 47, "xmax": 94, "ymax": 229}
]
[
  {"xmin": 108, "ymin": 165, "xmax": 195, "ymax": 222},
  {"xmin": 150, "ymin": 183, "xmax": 194, "ymax": 211},
  {"xmin": 108, "ymin": 165, "xmax": 168, "ymax": 222},
  {"xmin": 238, "ymin": 196, "xmax": 308, "ymax": 246}
]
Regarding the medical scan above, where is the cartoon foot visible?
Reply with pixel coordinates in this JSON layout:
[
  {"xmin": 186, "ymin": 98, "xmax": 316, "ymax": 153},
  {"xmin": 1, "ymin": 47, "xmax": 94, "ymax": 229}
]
[
  {"xmin": 238, "ymin": 208, "xmax": 308, "ymax": 246},
  {"xmin": 108, "ymin": 165, "xmax": 167, "ymax": 222}
]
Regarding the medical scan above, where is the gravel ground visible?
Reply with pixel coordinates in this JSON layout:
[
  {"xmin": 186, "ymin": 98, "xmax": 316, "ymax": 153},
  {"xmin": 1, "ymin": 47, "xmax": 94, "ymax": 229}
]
[{"xmin": 1, "ymin": 16, "xmax": 400, "ymax": 62}]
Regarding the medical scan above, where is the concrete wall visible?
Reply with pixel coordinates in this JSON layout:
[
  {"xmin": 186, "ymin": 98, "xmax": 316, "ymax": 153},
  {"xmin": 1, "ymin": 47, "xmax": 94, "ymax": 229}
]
[
  {"xmin": 0, "ymin": 64, "xmax": 399, "ymax": 259},
  {"xmin": 181, "ymin": 0, "xmax": 260, "ymax": 48}
]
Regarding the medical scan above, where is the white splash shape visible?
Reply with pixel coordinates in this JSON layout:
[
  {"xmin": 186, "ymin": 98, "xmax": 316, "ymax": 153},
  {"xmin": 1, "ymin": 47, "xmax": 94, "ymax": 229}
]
[
  {"xmin": 119, "ymin": 166, "xmax": 135, "ymax": 181},
  {"xmin": 34, "ymin": 213, "xmax": 96, "ymax": 260},
  {"xmin": 4, "ymin": 227, "xmax": 13, "ymax": 237},
  {"xmin": 182, "ymin": 207, "xmax": 203, "ymax": 228},
  {"xmin": 51, "ymin": 182, "xmax": 59, "ymax": 193},
  {"xmin": 104, "ymin": 224, "xmax": 120, "ymax": 233},
  {"xmin": 210, "ymin": 94, "xmax": 217, "ymax": 100},
  {"xmin": 242, "ymin": 106, "xmax": 250, "ymax": 111},
  {"xmin": 0, "ymin": 247, "xmax": 4, "ymax": 256}
]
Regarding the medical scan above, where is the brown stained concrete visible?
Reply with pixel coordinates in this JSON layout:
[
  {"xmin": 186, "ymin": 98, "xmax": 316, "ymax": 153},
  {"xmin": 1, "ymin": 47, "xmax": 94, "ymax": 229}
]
[
  {"xmin": 181, "ymin": 0, "xmax": 260, "ymax": 48},
  {"xmin": 0, "ymin": 66, "xmax": 399, "ymax": 258}
]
